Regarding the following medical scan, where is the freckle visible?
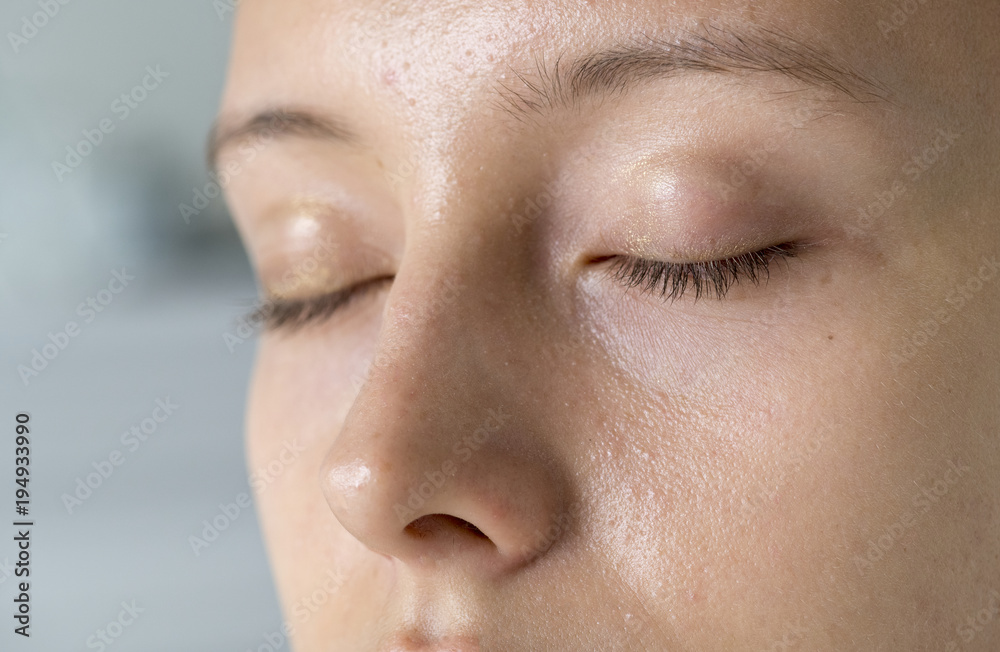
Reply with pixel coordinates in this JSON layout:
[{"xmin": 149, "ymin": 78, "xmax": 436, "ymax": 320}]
[
  {"xmin": 465, "ymin": 49, "xmax": 473, "ymax": 57},
  {"xmin": 402, "ymin": 62, "xmax": 411, "ymax": 71},
  {"xmin": 408, "ymin": 98, "xmax": 416, "ymax": 106}
]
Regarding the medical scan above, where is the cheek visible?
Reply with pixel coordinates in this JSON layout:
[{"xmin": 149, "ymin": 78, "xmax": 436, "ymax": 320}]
[
  {"xmin": 244, "ymin": 287, "xmax": 392, "ymax": 476},
  {"xmin": 245, "ymin": 331, "xmax": 393, "ymax": 646},
  {"xmin": 572, "ymin": 268, "xmax": 965, "ymax": 638}
]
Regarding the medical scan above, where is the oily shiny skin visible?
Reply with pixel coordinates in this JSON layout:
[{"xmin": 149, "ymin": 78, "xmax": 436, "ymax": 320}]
[{"xmin": 216, "ymin": 1, "xmax": 1000, "ymax": 650}]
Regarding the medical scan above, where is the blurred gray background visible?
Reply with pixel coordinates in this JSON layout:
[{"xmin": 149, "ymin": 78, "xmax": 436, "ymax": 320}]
[{"xmin": 0, "ymin": 1, "xmax": 284, "ymax": 650}]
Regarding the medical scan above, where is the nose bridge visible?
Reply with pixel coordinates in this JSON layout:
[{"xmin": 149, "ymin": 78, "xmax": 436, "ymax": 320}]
[
  {"xmin": 382, "ymin": 261, "xmax": 471, "ymax": 377},
  {"xmin": 328, "ymin": 240, "xmax": 481, "ymax": 457},
  {"xmin": 353, "ymin": 156, "xmax": 526, "ymax": 431},
  {"xmin": 363, "ymin": 236, "xmax": 485, "ymax": 423},
  {"xmin": 320, "ymin": 211, "xmax": 569, "ymax": 574},
  {"xmin": 354, "ymin": 155, "xmax": 510, "ymax": 453}
]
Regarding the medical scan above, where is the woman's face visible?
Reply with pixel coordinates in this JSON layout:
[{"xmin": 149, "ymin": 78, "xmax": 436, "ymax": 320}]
[{"xmin": 215, "ymin": 0, "xmax": 1000, "ymax": 649}]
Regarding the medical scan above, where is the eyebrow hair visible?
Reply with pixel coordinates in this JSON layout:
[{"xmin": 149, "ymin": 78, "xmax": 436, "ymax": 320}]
[
  {"xmin": 207, "ymin": 25, "xmax": 892, "ymax": 171},
  {"xmin": 494, "ymin": 24, "xmax": 893, "ymax": 121},
  {"xmin": 206, "ymin": 108, "xmax": 357, "ymax": 171}
]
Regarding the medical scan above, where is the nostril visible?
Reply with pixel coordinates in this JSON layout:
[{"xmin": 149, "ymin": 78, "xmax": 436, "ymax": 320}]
[
  {"xmin": 459, "ymin": 520, "xmax": 489, "ymax": 539},
  {"xmin": 405, "ymin": 514, "xmax": 491, "ymax": 541}
]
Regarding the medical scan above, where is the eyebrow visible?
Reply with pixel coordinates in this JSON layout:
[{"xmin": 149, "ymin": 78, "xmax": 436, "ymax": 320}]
[
  {"xmin": 207, "ymin": 24, "xmax": 892, "ymax": 170},
  {"xmin": 494, "ymin": 24, "xmax": 893, "ymax": 121},
  {"xmin": 207, "ymin": 108, "xmax": 357, "ymax": 171}
]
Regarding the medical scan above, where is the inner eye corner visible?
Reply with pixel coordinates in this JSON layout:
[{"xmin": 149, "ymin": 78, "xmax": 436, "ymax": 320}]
[{"xmin": 584, "ymin": 253, "xmax": 618, "ymax": 265}]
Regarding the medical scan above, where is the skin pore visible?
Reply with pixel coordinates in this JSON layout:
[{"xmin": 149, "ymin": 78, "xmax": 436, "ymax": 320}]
[{"xmin": 214, "ymin": 1, "xmax": 1000, "ymax": 650}]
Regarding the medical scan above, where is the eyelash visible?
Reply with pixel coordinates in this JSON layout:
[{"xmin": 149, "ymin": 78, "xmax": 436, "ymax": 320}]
[
  {"xmin": 246, "ymin": 276, "xmax": 393, "ymax": 333},
  {"xmin": 245, "ymin": 243, "xmax": 797, "ymax": 332},
  {"xmin": 601, "ymin": 242, "xmax": 798, "ymax": 302}
]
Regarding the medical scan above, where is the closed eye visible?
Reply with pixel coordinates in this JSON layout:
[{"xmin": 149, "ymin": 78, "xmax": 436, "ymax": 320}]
[
  {"xmin": 246, "ymin": 275, "xmax": 394, "ymax": 333},
  {"xmin": 243, "ymin": 243, "xmax": 796, "ymax": 332},
  {"xmin": 599, "ymin": 242, "xmax": 799, "ymax": 302}
]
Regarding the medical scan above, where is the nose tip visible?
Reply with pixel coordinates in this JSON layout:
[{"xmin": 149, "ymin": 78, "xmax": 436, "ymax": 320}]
[
  {"xmin": 320, "ymin": 443, "xmax": 569, "ymax": 576},
  {"xmin": 316, "ymin": 263, "xmax": 570, "ymax": 578},
  {"xmin": 321, "ymin": 458, "xmax": 374, "ymax": 514}
]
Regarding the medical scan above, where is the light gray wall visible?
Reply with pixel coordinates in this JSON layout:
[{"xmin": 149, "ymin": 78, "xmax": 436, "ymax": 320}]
[{"xmin": 0, "ymin": 1, "xmax": 284, "ymax": 650}]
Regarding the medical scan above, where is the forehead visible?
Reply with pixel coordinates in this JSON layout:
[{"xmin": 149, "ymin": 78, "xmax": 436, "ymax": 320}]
[{"xmin": 220, "ymin": 0, "xmax": 907, "ymax": 136}]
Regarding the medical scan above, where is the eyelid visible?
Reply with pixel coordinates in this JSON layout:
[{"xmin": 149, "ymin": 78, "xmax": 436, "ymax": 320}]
[
  {"xmin": 243, "ymin": 242, "xmax": 797, "ymax": 332},
  {"xmin": 601, "ymin": 242, "xmax": 799, "ymax": 302},
  {"xmin": 246, "ymin": 275, "xmax": 394, "ymax": 333}
]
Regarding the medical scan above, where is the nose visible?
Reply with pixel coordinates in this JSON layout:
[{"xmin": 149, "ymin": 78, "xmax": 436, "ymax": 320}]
[{"xmin": 319, "ymin": 266, "xmax": 569, "ymax": 577}]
